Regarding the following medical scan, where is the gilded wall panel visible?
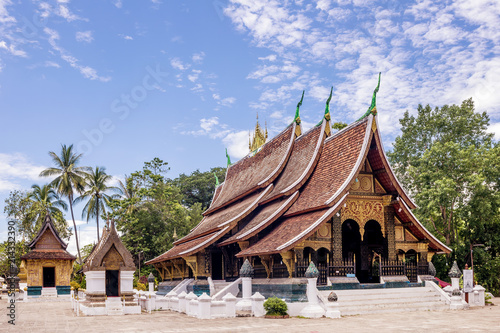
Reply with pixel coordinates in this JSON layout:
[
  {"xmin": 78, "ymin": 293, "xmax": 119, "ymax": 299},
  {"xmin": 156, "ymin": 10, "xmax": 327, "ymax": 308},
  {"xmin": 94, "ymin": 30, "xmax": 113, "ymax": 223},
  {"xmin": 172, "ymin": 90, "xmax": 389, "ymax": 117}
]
[{"xmin": 341, "ymin": 198, "xmax": 385, "ymax": 235}]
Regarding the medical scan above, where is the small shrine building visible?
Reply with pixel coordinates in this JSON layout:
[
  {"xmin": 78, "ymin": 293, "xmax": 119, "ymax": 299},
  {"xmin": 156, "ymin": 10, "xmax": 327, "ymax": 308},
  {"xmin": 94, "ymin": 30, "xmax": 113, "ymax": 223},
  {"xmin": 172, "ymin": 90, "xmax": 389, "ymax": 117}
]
[
  {"xmin": 147, "ymin": 77, "xmax": 451, "ymax": 285},
  {"xmin": 83, "ymin": 219, "xmax": 136, "ymax": 298},
  {"xmin": 20, "ymin": 212, "xmax": 76, "ymax": 296}
]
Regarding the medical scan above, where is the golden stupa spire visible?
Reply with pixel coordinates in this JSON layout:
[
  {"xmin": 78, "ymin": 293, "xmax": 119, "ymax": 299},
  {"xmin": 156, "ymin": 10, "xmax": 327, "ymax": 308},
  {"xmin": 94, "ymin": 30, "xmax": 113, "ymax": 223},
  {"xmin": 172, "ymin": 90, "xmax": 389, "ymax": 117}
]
[{"xmin": 249, "ymin": 113, "xmax": 267, "ymax": 152}]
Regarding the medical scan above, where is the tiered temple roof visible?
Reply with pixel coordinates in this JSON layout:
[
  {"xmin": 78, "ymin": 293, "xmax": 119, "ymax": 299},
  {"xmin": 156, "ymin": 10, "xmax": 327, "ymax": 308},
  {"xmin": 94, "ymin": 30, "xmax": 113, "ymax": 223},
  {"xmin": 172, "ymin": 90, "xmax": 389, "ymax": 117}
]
[
  {"xmin": 21, "ymin": 212, "xmax": 76, "ymax": 261},
  {"xmin": 83, "ymin": 219, "xmax": 135, "ymax": 272},
  {"xmin": 147, "ymin": 80, "xmax": 451, "ymax": 268}
]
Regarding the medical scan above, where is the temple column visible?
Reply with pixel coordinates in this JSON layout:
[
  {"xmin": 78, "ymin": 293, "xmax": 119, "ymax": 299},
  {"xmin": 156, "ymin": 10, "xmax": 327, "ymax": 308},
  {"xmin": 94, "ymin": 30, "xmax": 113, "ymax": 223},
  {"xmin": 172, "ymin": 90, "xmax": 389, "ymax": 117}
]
[
  {"xmin": 332, "ymin": 214, "xmax": 342, "ymax": 261},
  {"xmin": 383, "ymin": 198, "xmax": 396, "ymax": 261},
  {"xmin": 418, "ymin": 243, "xmax": 428, "ymax": 262}
]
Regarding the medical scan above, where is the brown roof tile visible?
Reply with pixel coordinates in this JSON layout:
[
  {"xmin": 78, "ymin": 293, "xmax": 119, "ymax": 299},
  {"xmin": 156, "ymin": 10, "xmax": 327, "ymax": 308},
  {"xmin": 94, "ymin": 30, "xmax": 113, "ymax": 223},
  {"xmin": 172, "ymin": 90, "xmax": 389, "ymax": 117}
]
[
  {"xmin": 175, "ymin": 185, "xmax": 273, "ymax": 245},
  {"xmin": 263, "ymin": 122, "xmax": 324, "ymax": 203},
  {"xmin": 219, "ymin": 191, "xmax": 299, "ymax": 246},
  {"xmin": 147, "ymin": 229, "xmax": 226, "ymax": 264},
  {"xmin": 285, "ymin": 118, "xmax": 370, "ymax": 216},
  {"xmin": 236, "ymin": 195, "xmax": 347, "ymax": 257},
  {"xmin": 21, "ymin": 249, "xmax": 76, "ymax": 260},
  {"xmin": 205, "ymin": 124, "xmax": 295, "ymax": 214}
]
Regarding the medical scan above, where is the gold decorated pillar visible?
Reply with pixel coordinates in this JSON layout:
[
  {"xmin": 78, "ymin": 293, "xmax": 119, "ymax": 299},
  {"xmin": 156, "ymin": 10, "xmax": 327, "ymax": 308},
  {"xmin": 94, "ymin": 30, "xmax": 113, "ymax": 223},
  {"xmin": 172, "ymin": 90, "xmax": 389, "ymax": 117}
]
[
  {"xmin": 332, "ymin": 214, "xmax": 342, "ymax": 261},
  {"xmin": 383, "ymin": 195, "xmax": 396, "ymax": 260},
  {"xmin": 184, "ymin": 255, "xmax": 198, "ymax": 280}
]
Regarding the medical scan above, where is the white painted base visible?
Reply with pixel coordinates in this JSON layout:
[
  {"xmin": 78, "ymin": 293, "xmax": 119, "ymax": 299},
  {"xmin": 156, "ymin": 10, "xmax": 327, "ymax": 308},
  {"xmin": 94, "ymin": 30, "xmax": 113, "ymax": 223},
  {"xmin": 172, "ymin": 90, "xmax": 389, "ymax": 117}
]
[
  {"xmin": 325, "ymin": 303, "xmax": 341, "ymax": 318},
  {"xmin": 299, "ymin": 304, "xmax": 325, "ymax": 318},
  {"xmin": 123, "ymin": 305, "xmax": 141, "ymax": 314},
  {"xmin": 235, "ymin": 299, "xmax": 252, "ymax": 312}
]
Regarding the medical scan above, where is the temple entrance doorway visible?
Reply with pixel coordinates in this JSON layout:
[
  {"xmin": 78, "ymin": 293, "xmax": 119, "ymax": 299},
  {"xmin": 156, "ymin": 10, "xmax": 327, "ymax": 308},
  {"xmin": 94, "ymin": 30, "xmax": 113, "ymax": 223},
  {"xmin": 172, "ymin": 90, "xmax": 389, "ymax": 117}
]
[
  {"xmin": 361, "ymin": 220, "xmax": 386, "ymax": 283},
  {"xmin": 105, "ymin": 270, "xmax": 119, "ymax": 296},
  {"xmin": 211, "ymin": 252, "xmax": 223, "ymax": 280},
  {"xmin": 342, "ymin": 219, "xmax": 361, "ymax": 278},
  {"xmin": 43, "ymin": 267, "xmax": 55, "ymax": 287}
]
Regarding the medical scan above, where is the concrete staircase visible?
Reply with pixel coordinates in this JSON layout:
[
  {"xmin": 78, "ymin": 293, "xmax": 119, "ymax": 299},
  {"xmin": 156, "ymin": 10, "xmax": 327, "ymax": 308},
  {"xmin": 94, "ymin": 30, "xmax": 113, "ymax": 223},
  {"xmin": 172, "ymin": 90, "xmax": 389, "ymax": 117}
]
[
  {"xmin": 106, "ymin": 297, "xmax": 124, "ymax": 316},
  {"xmin": 41, "ymin": 287, "xmax": 57, "ymax": 297},
  {"xmin": 319, "ymin": 286, "xmax": 448, "ymax": 316},
  {"xmin": 212, "ymin": 280, "xmax": 232, "ymax": 295}
]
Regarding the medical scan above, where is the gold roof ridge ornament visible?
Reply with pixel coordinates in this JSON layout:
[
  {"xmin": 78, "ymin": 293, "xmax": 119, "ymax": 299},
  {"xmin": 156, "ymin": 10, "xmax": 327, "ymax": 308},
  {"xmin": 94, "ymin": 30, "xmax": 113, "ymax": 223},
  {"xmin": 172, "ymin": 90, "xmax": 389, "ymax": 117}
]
[
  {"xmin": 294, "ymin": 90, "xmax": 304, "ymax": 137},
  {"xmin": 324, "ymin": 87, "xmax": 333, "ymax": 136},
  {"xmin": 249, "ymin": 112, "xmax": 268, "ymax": 152},
  {"xmin": 358, "ymin": 72, "xmax": 381, "ymax": 121}
]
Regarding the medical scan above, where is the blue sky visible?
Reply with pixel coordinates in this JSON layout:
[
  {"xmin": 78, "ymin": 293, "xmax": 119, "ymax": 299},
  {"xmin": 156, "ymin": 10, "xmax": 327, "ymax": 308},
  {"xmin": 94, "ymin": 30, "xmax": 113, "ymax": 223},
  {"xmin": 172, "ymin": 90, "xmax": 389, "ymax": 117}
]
[{"xmin": 1, "ymin": 0, "xmax": 499, "ymax": 255}]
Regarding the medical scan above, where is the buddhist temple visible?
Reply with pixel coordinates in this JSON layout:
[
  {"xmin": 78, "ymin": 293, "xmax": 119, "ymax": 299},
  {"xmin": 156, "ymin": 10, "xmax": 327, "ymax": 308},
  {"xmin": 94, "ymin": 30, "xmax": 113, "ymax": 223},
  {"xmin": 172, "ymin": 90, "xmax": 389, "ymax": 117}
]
[
  {"xmin": 80, "ymin": 218, "xmax": 140, "ymax": 315},
  {"xmin": 147, "ymin": 75, "xmax": 451, "ymax": 286},
  {"xmin": 20, "ymin": 212, "xmax": 76, "ymax": 297}
]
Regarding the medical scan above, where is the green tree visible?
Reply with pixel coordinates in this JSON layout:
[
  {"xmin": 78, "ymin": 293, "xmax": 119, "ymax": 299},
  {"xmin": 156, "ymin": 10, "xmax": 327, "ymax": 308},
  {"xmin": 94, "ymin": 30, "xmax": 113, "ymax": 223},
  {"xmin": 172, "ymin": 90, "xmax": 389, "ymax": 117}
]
[
  {"xmin": 28, "ymin": 184, "xmax": 68, "ymax": 223},
  {"xmin": 40, "ymin": 144, "xmax": 90, "ymax": 263},
  {"xmin": 388, "ymin": 98, "xmax": 500, "ymax": 294},
  {"xmin": 109, "ymin": 158, "xmax": 202, "ymax": 271},
  {"xmin": 173, "ymin": 167, "xmax": 226, "ymax": 209},
  {"xmin": 74, "ymin": 166, "xmax": 121, "ymax": 241},
  {"xmin": 4, "ymin": 189, "xmax": 71, "ymax": 242},
  {"xmin": 332, "ymin": 122, "xmax": 348, "ymax": 131}
]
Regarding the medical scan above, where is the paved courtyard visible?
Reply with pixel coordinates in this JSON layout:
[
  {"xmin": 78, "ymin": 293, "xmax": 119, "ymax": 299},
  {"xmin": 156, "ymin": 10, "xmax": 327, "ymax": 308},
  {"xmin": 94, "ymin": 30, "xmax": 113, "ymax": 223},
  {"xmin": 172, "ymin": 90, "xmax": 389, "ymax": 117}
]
[{"xmin": 0, "ymin": 297, "xmax": 499, "ymax": 332}]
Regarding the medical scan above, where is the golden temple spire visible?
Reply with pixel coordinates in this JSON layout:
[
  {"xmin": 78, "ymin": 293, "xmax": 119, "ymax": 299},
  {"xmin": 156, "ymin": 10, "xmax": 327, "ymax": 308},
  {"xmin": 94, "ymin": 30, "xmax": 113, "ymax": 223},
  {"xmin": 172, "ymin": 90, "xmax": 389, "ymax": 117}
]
[{"xmin": 249, "ymin": 113, "xmax": 268, "ymax": 152}]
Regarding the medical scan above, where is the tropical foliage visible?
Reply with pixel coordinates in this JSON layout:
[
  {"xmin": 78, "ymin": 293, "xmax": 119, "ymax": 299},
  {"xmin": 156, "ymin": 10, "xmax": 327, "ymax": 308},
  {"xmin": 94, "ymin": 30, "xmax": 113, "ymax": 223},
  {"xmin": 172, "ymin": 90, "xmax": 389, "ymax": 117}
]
[
  {"xmin": 74, "ymin": 166, "xmax": 121, "ymax": 241},
  {"xmin": 389, "ymin": 98, "xmax": 500, "ymax": 295},
  {"xmin": 39, "ymin": 144, "xmax": 89, "ymax": 263}
]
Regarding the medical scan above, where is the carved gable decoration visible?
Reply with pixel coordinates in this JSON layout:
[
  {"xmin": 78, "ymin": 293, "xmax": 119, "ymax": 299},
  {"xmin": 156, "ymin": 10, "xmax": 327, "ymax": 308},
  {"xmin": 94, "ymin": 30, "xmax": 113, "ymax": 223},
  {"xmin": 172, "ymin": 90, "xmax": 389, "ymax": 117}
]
[
  {"xmin": 350, "ymin": 174, "xmax": 373, "ymax": 193},
  {"xmin": 405, "ymin": 229, "xmax": 418, "ymax": 241},
  {"xmin": 83, "ymin": 220, "xmax": 135, "ymax": 272},
  {"xmin": 101, "ymin": 244, "xmax": 124, "ymax": 270},
  {"xmin": 36, "ymin": 230, "xmax": 62, "ymax": 250}
]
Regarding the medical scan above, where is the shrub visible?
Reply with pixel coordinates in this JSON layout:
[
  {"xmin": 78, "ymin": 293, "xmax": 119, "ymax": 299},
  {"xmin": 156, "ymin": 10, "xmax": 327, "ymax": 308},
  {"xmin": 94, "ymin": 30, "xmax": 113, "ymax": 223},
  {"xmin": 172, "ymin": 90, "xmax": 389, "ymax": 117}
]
[
  {"xmin": 263, "ymin": 297, "xmax": 288, "ymax": 316},
  {"xmin": 136, "ymin": 282, "xmax": 147, "ymax": 291},
  {"xmin": 70, "ymin": 281, "xmax": 80, "ymax": 291}
]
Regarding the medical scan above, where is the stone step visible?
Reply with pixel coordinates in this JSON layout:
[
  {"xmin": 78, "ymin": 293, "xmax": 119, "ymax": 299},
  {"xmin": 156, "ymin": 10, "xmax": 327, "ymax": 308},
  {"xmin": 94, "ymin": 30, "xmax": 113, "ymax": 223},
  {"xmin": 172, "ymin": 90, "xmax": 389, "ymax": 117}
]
[
  {"xmin": 105, "ymin": 297, "xmax": 124, "ymax": 316},
  {"xmin": 336, "ymin": 294, "xmax": 441, "ymax": 306},
  {"xmin": 340, "ymin": 302, "xmax": 449, "ymax": 316},
  {"xmin": 319, "ymin": 286, "xmax": 448, "ymax": 316},
  {"xmin": 327, "ymin": 286, "xmax": 428, "ymax": 295},
  {"xmin": 41, "ymin": 288, "xmax": 57, "ymax": 297},
  {"xmin": 236, "ymin": 310, "xmax": 252, "ymax": 317}
]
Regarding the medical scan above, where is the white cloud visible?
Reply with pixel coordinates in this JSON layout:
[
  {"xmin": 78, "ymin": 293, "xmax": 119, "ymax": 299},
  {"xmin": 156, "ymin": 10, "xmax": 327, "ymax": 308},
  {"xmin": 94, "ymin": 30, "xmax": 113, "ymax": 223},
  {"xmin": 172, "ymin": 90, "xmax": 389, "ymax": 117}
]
[
  {"xmin": 170, "ymin": 57, "xmax": 189, "ymax": 71},
  {"xmin": 44, "ymin": 27, "xmax": 111, "ymax": 82},
  {"xmin": 45, "ymin": 61, "xmax": 60, "ymax": 68},
  {"xmin": 0, "ymin": 153, "xmax": 46, "ymax": 192},
  {"xmin": 0, "ymin": 0, "xmax": 16, "ymax": 23},
  {"xmin": 223, "ymin": 130, "xmax": 252, "ymax": 159},
  {"xmin": 258, "ymin": 54, "xmax": 277, "ymax": 61},
  {"xmin": 114, "ymin": 0, "xmax": 123, "ymax": 8},
  {"xmin": 0, "ymin": 40, "xmax": 26, "ymax": 57},
  {"xmin": 212, "ymin": 93, "xmax": 236, "ymax": 107},
  {"xmin": 76, "ymin": 31, "xmax": 93, "ymax": 43},
  {"xmin": 56, "ymin": 4, "xmax": 86, "ymax": 22},
  {"xmin": 66, "ymin": 223, "xmax": 98, "ymax": 256},
  {"xmin": 192, "ymin": 52, "xmax": 205, "ymax": 63},
  {"xmin": 222, "ymin": 0, "xmax": 500, "ymax": 144},
  {"xmin": 488, "ymin": 122, "xmax": 500, "ymax": 141}
]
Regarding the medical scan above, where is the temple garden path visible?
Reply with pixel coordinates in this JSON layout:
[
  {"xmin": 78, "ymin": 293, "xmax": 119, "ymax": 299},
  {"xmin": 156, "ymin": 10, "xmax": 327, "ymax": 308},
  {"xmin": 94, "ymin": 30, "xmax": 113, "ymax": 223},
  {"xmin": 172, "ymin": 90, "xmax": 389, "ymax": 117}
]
[{"xmin": 1, "ymin": 297, "xmax": 499, "ymax": 332}]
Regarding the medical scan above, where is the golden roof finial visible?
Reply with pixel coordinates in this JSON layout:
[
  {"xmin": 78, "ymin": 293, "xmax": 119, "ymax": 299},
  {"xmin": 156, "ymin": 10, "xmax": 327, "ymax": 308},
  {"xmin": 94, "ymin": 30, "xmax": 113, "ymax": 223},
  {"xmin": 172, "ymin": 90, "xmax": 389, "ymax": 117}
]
[{"xmin": 250, "ymin": 113, "xmax": 267, "ymax": 152}]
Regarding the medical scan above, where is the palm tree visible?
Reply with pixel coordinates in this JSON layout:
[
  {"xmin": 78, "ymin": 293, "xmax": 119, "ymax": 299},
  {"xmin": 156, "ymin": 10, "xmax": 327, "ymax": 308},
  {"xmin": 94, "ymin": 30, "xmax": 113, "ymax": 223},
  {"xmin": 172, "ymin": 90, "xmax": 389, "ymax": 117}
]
[
  {"xmin": 40, "ymin": 144, "xmax": 89, "ymax": 263},
  {"xmin": 116, "ymin": 175, "xmax": 138, "ymax": 214},
  {"xmin": 28, "ymin": 184, "xmax": 68, "ymax": 226},
  {"xmin": 75, "ymin": 166, "xmax": 121, "ymax": 241}
]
